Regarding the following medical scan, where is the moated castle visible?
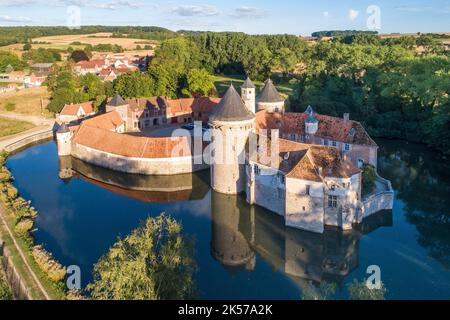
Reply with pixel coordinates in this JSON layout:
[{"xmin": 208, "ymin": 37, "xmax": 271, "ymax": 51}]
[{"xmin": 56, "ymin": 78, "xmax": 393, "ymax": 234}]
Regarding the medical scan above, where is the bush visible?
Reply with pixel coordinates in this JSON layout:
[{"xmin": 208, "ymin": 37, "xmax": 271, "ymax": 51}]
[
  {"xmin": 348, "ymin": 279, "xmax": 387, "ymax": 300},
  {"xmin": 15, "ymin": 218, "xmax": 34, "ymax": 237},
  {"xmin": 32, "ymin": 245, "xmax": 66, "ymax": 283},
  {"xmin": 0, "ymin": 168, "xmax": 11, "ymax": 183},
  {"xmin": 362, "ymin": 164, "xmax": 376, "ymax": 196},
  {"xmin": 4, "ymin": 102, "xmax": 15, "ymax": 112},
  {"xmin": 0, "ymin": 262, "xmax": 13, "ymax": 300},
  {"xmin": 5, "ymin": 184, "xmax": 18, "ymax": 200}
]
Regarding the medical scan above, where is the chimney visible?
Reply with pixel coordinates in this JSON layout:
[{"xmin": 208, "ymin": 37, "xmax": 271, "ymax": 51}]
[{"xmin": 343, "ymin": 113, "xmax": 350, "ymax": 122}]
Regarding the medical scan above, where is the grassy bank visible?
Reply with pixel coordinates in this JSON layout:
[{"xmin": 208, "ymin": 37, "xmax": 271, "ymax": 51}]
[
  {"xmin": 0, "ymin": 118, "xmax": 35, "ymax": 138},
  {"xmin": 0, "ymin": 87, "xmax": 53, "ymax": 118},
  {"xmin": 0, "ymin": 152, "xmax": 66, "ymax": 300},
  {"xmin": 0, "ymin": 256, "xmax": 13, "ymax": 300}
]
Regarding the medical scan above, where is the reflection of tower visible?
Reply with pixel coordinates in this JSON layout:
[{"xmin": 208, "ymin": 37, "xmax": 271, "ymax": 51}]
[
  {"xmin": 211, "ymin": 192, "xmax": 255, "ymax": 273},
  {"xmin": 58, "ymin": 156, "xmax": 73, "ymax": 183}
]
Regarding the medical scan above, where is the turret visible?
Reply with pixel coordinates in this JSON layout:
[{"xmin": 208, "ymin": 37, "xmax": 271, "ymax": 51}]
[
  {"xmin": 209, "ymin": 85, "xmax": 255, "ymax": 194},
  {"xmin": 106, "ymin": 94, "xmax": 129, "ymax": 127},
  {"xmin": 305, "ymin": 105, "xmax": 318, "ymax": 135},
  {"xmin": 241, "ymin": 77, "xmax": 256, "ymax": 114},
  {"xmin": 256, "ymin": 79, "xmax": 285, "ymax": 113},
  {"xmin": 56, "ymin": 123, "xmax": 72, "ymax": 156}
]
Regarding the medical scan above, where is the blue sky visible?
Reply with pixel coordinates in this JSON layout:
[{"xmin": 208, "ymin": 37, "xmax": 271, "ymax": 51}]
[{"xmin": 0, "ymin": 0, "xmax": 449, "ymax": 35}]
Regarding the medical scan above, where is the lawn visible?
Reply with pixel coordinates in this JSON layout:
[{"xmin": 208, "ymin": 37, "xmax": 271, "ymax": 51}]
[
  {"xmin": 213, "ymin": 74, "xmax": 296, "ymax": 97},
  {"xmin": 0, "ymin": 117, "xmax": 35, "ymax": 138},
  {"xmin": 0, "ymin": 87, "xmax": 53, "ymax": 118}
]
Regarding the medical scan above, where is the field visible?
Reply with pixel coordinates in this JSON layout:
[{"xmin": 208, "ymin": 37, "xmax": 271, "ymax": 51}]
[
  {"xmin": 0, "ymin": 117, "xmax": 35, "ymax": 138},
  {"xmin": 0, "ymin": 87, "xmax": 52, "ymax": 118},
  {"xmin": 0, "ymin": 32, "xmax": 157, "ymax": 57}
]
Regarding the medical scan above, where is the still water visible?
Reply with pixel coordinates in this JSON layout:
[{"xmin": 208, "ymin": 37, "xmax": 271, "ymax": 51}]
[{"xmin": 5, "ymin": 139, "xmax": 450, "ymax": 299}]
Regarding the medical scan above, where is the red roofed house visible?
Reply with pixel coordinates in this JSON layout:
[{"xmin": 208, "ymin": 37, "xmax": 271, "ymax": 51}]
[
  {"xmin": 58, "ymin": 102, "xmax": 96, "ymax": 123},
  {"xmin": 74, "ymin": 60, "xmax": 107, "ymax": 75}
]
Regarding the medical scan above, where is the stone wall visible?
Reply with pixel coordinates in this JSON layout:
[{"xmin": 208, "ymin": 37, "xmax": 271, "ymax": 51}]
[
  {"xmin": 360, "ymin": 175, "xmax": 394, "ymax": 221},
  {"xmin": 3, "ymin": 130, "xmax": 54, "ymax": 154},
  {"xmin": 72, "ymin": 143, "xmax": 208, "ymax": 176}
]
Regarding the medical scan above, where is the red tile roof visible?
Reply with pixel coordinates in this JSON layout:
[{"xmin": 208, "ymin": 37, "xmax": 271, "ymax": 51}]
[
  {"xmin": 60, "ymin": 102, "xmax": 94, "ymax": 116},
  {"xmin": 75, "ymin": 60, "xmax": 106, "ymax": 69},
  {"xmin": 81, "ymin": 111, "xmax": 124, "ymax": 131},
  {"xmin": 73, "ymin": 124, "xmax": 193, "ymax": 159},
  {"xmin": 255, "ymin": 111, "xmax": 377, "ymax": 147},
  {"xmin": 251, "ymin": 135, "xmax": 360, "ymax": 181}
]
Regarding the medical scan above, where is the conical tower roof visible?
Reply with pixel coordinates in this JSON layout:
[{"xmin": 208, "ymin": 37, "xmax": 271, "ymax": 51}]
[
  {"xmin": 209, "ymin": 85, "xmax": 255, "ymax": 122},
  {"xmin": 241, "ymin": 77, "xmax": 256, "ymax": 89},
  {"xmin": 57, "ymin": 122, "xmax": 70, "ymax": 133},
  {"xmin": 108, "ymin": 94, "xmax": 127, "ymax": 106},
  {"xmin": 257, "ymin": 79, "xmax": 284, "ymax": 103}
]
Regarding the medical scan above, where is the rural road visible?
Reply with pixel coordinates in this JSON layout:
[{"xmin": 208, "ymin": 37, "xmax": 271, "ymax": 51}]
[{"xmin": 0, "ymin": 112, "xmax": 55, "ymax": 126}]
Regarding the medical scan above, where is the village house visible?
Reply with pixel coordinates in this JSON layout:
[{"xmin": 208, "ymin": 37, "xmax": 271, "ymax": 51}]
[
  {"xmin": 56, "ymin": 77, "xmax": 393, "ymax": 234},
  {"xmin": 58, "ymin": 102, "xmax": 96, "ymax": 123}
]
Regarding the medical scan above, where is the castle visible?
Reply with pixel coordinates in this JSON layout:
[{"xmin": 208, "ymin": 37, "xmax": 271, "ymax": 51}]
[{"xmin": 56, "ymin": 77, "xmax": 393, "ymax": 234}]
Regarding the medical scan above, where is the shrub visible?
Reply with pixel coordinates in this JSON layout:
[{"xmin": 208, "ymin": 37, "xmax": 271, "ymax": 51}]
[
  {"xmin": 0, "ymin": 262, "xmax": 13, "ymax": 300},
  {"xmin": 4, "ymin": 102, "xmax": 16, "ymax": 112},
  {"xmin": 0, "ymin": 168, "xmax": 11, "ymax": 183},
  {"xmin": 15, "ymin": 218, "xmax": 34, "ymax": 237},
  {"xmin": 5, "ymin": 184, "xmax": 18, "ymax": 200},
  {"xmin": 32, "ymin": 245, "xmax": 66, "ymax": 283},
  {"xmin": 362, "ymin": 164, "xmax": 377, "ymax": 196}
]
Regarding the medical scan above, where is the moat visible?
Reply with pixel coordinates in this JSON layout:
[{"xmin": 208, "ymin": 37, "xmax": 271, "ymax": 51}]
[{"xmin": 5, "ymin": 139, "xmax": 450, "ymax": 299}]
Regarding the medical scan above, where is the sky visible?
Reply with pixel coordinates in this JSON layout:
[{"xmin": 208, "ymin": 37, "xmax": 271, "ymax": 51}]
[{"xmin": 0, "ymin": 0, "xmax": 449, "ymax": 35}]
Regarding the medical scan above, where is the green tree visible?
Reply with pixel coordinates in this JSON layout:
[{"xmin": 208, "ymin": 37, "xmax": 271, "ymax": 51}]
[
  {"xmin": 23, "ymin": 43, "xmax": 32, "ymax": 51},
  {"xmin": 0, "ymin": 51, "xmax": 26, "ymax": 72},
  {"xmin": 271, "ymin": 47, "xmax": 298, "ymax": 77},
  {"xmin": 184, "ymin": 68, "xmax": 215, "ymax": 97},
  {"xmin": 88, "ymin": 213, "xmax": 197, "ymax": 300},
  {"xmin": 362, "ymin": 164, "xmax": 377, "ymax": 196},
  {"xmin": 348, "ymin": 279, "xmax": 387, "ymax": 300},
  {"xmin": 301, "ymin": 282, "xmax": 337, "ymax": 300},
  {"xmin": 113, "ymin": 71, "xmax": 155, "ymax": 98}
]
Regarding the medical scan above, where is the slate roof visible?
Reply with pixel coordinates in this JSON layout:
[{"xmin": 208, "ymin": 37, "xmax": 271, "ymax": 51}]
[
  {"xmin": 255, "ymin": 111, "xmax": 378, "ymax": 147},
  {"xmin": 209, "ymin": 85, "xmax": 255, "ymax": 122},
  {"xmin": 257, "ymin": 79, "xmax": 284, "ymax": 103},
  {"xmin": 241, "ymin": 77, "xmax": 256, "ymax": 89},
  {"xmin": 108, "ymin": 94, "xmax": 127, "ymax": 106},
  {"xmin": 57, "ymin": 122, "xmax": 70, "ymax": 134}
]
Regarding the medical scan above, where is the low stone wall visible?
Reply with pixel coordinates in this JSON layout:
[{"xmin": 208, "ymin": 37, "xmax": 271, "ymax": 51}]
[
  {"xmin": 72, "ymin": 143, "xmax": 208, "ymax": 176},
  {"xmin": 0, "ymin": 240, "xmax": 31, "ymax": 300},
  {"xmin": 360, "ymin": 174, "xmax": 394, "ymax": 220},
  {"xmin": 3, "ymin": 130, "xmax": 54, "ymax": 154}
]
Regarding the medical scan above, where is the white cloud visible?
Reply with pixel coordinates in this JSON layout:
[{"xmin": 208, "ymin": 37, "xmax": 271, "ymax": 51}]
[
  {"xmin": 323, "ymin": 11, "xmax": 329, "ymax": 17},
  {"xmin": 0, "ymin": 15, "xmax": 32, "ymax": 22},
  {"xmin": 0, "ymin": 0, "xmax": 38, "ymax": 6},
  {"xmin": 54, "ymin": 0, "xmax": 141, "ymax": 10},
  {"xmin": 171, "ymin": 5, "xmax": 220, "ymax": 17},
  {"xmin": 231, "ymin": 6, "xmax": 267, "ymax": 19},
  {"xmin": 348, "ymin": 9, "xmax": 359, "ymax": 21}
]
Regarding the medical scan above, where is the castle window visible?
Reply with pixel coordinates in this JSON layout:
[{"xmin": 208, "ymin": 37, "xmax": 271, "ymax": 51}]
[
  {"xmin": 344, "ymin": 143, "xmax": 351, "ymax": 151},
  {"xmin": 254, "ymin": 165, "xmax": 260, "ymax": 175},
  {"xmin": 324, "ymin": 139, "xmax": 329, "ymax": 146},
  {"xmin": 330, "ymin": 185, "xmax": 336, "ymax": 191},
  {"xmin": 332, "ymin": 141, "xmax": 337, "ymax": 147},
  {"xmin": 305, "ymin": 185, "xmax": 311, "ymax": 195},
  {"xmin": 357, "ymin": 159, "xmax": 364, "ymax": 168},
  {"xmin": 328, "ymin": 195, "xmax": 338, "ymax": 208}
]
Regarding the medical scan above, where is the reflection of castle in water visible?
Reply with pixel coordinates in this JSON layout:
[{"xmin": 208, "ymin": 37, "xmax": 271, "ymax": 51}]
[
  {"xmin": 59, "ymin": 156, "xmax": 392, "ymax": 286},
  {"xmin": 58, "ymin": 156, "xmax": 210, "ymax": 202},
  {"xmin": 211, "ymin": 191, "xmax": 392, "ymax": 286}
]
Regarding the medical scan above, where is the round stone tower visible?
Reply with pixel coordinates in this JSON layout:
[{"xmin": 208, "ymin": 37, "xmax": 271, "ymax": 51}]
[
  {"xmin": 209, "ymin": 85, "xmax": 255, "ymax": 195},
  {"xmin": 241, "ymin": 77, "xmax": 256, "ymax": 114},
  {"xmin": 56, "ymin": 123, "xmax": 72, "ymax": 156},
  {"xmin": 256, "ymin": 79, "xmax": 285, "ymax": 113}
]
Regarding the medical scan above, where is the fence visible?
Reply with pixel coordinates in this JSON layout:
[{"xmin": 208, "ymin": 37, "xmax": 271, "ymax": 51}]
[{"xmin": 0, "ymin": 240, "xmax": 31, "ymax": 300}]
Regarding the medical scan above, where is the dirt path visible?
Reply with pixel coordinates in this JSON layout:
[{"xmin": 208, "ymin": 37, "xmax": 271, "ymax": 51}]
[
  {"xmin": 0, "ymin": 124, "xmax": 55, "ymax": 151},
  {"xmin": 0, "ymin": 112, "xmax": 54, "ymax": 126},
  {"xmin": 0, "ymin": 203, "xmax": 51, "ymax": 300}
]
